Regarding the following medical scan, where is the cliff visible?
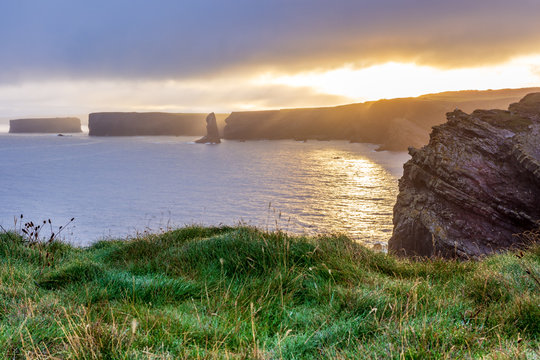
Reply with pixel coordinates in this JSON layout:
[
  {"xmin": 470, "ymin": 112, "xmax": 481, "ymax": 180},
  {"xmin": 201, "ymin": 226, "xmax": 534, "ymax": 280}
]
[
  {"xmin": 223, "ymin": 87, "xmax": 540, "ymax": 151},
  {"xmin": 389, "ymin": 93, "xmax": 540, "ymax": 258},
  {"xmin": 9, "ymin": 117, "xmax": 81, "ymax": 133},
  {"xmin": 88, "ymin": 112, "xmax": 228, "ymax": 136}
]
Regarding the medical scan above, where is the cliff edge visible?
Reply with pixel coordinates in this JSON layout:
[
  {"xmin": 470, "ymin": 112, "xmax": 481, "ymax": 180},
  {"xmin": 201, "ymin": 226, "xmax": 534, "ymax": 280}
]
[{"xmin": 389, "ymin": 93, "xmax": 540, "ymax": 258}]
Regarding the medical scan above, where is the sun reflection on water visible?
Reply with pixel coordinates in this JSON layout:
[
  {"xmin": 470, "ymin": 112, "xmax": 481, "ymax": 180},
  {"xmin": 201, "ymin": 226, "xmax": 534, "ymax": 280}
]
[{"xmin": 284, "ymin": 147, "xmax": 399, "ymax": 248}]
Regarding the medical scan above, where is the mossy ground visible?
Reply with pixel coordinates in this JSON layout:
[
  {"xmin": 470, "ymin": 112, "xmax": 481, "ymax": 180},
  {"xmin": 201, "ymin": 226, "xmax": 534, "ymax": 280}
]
[{"xmin": 0, "ymin": 226, "xmax": 538, "ymax": 359}]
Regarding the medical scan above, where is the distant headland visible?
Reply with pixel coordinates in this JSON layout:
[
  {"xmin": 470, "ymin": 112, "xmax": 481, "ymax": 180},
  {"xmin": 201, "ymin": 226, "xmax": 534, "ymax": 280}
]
[
  {"xmin": 6, "ymin": 88, "xmax": 540, "ymax": 153},
  {"xmin": 223, "ymin": 87, "xmax": 540, "ymax": 151},
  {"xmin": 9, "ymin": 117, "xmax": 81, "ymax": 133},
  {"xmin": 88, "ymin": 112, "xmax": 228, "ymax": 136}
]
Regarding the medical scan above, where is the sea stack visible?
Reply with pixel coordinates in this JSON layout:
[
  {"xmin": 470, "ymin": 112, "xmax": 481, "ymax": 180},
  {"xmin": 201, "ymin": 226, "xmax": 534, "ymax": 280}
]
[
  {"xmin": 195, "ymin": 113, "xmax": 221, "ymax": 144},
  {"xmin": 389, "ymin": 93, "xmax": 540, "ymax": 258},
  {"xmin": 9, "ymin": 117, "xmax": 81, "ymax": 133}
]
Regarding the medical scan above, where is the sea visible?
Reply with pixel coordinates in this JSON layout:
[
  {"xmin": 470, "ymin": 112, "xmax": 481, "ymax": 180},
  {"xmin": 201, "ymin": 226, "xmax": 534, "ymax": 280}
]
[{"xmin": 0, "ymin": 128, "xmax": 409, "ymax": 248}]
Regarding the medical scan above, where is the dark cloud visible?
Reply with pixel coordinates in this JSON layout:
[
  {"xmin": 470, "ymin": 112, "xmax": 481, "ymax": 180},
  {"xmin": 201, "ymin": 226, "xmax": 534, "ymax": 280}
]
[{"xmin": 1, "ymin": 0, "xmax": 540, "ymax": 82}]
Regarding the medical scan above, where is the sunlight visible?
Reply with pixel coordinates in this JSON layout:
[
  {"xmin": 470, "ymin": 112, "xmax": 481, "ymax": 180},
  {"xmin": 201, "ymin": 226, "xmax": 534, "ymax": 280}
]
[
  {"xmin": 294, "ymin": 148, "xmax": 399, "ymax": 245},
  {"xmin": 257, "ymin": 55, "xmax": 540, "ymax": 102}
]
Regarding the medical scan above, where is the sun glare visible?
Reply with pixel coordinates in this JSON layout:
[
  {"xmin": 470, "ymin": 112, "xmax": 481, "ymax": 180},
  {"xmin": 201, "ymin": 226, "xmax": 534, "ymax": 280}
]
[{"xmin": 257, "ymin": 55, "xmax": 540, "ymax": 102}]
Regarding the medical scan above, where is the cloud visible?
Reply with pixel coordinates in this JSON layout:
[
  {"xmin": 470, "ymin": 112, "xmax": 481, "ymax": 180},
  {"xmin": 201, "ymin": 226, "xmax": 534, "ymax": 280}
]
[
  {"xmin": 0, "ymin": 78, "xmax": 351, "ymax": 121},
  {"xmin": 260, "ymin": 57, "xmax": 540, "ymax": 101},
  {"xmin": 1, "ymin": 0, "xmax": 540, "ymax": 82},
  {"xmin": 532, "ymin": 65, "xmax": 540, "ymax": 78}
]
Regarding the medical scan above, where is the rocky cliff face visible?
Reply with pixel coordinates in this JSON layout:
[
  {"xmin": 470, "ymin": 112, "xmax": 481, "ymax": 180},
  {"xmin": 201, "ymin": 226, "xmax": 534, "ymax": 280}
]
[
  {"xmin": 9, "ymin": 117, "xmax": 81, "ymax": 133},
  {"xmin": 195, "ymin": 113, "xmax": 221, "ymax": 144},
  {"xmin": 223, "ymin": 87, "xmax": 540, "ymax": 151},
  {"xmin": 389, "ymin": 93, "xmax": 540, "ymax": 258}
]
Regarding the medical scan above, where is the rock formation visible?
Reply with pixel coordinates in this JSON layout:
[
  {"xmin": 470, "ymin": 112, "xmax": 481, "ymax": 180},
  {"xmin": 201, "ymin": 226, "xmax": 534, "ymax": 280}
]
[
  {"xmin": 9, "ymin": 117, "xmax": 81, "ymax": 133},
  {"xmin": 389, "ymin": 93, "xmax": 540, "ymax": 258},
  {"xmin": 195, "ymin": 113, "xmax": 221, "ymax": 144},
  {"xmin": 223, "ymin": 87, "xmax": 540, "ymax": 151},
  {"xmin": 88, "ymin": 112, "xmax": 228, "ymax": 136}
]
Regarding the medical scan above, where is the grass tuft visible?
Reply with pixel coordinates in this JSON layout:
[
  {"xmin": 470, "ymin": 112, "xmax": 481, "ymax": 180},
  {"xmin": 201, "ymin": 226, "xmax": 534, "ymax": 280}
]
[{"xmin": 36, "ymin": 260, "xmax": 105, "ymax": 289}]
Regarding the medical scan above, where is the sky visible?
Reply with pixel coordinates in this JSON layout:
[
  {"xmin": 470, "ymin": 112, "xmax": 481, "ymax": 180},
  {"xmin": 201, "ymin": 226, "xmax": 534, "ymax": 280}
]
[{"xmin": 1, "ymin": 0, "xmax": 540, "ymax": 120}]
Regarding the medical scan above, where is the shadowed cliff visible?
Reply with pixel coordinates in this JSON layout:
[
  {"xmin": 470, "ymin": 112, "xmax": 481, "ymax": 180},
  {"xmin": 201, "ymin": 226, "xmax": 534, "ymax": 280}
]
[
  {"xmin": 88, "ymin": 112, "xmax": 228, "ymax": 136},
  {"xmin": 223, "ymin": 87, "xmax": 540, "ymax": 151},
  {"xmin": 9, "ymin": 117, "xmax": 81, "ymax": 133}
]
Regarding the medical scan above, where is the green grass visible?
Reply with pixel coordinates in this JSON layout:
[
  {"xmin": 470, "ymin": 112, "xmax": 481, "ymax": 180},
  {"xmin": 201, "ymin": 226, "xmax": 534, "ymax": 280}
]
[{"xmin": 0, "ymin": 226, "xmax": 538, "ymax": 359}]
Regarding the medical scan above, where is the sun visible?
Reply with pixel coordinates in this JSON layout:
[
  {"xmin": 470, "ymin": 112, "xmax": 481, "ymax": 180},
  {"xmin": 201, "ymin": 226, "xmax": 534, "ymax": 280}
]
[{"xmin": 256, "ymin": 55, "xmax": 540, "ymax": 102}]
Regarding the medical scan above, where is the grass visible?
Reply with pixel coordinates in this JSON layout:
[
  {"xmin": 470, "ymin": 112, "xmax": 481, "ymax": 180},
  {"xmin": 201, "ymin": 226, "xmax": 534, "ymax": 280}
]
[{"xmin": 0, "ymin": 225, "xmax": 538, "ymax": 359}]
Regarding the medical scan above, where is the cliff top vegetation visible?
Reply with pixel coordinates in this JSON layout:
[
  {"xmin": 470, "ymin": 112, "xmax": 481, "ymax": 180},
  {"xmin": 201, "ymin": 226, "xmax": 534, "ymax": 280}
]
[{"xmin": 0, "ymin": 225, "xmax": 538, "ymax": 358}]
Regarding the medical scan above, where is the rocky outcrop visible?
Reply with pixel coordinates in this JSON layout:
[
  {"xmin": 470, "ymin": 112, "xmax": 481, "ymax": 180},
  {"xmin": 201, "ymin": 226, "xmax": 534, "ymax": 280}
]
[
  {"xmin": 389, "ymin": 93, "xmax": 540, "ymax": 258},
  {"xmin": 223, "ymin": 87, "xmax": 540, "ymax": 151},
  {"xmin": 9, "ymin": 117, "xmax": 81, "ymax": 133},
  {"xmin": 195, "ymin": 113, "xmax": 221, "ymax": 144},
  {"xmin": 88, "ymin": 112, "xmax": 229, "ymax": 136}
]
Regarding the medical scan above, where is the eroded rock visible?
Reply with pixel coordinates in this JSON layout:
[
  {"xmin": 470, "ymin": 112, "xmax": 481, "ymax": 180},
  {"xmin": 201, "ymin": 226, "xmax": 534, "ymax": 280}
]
[
  {"xmin": 389, "ymin": 93, "xmax": 540, "ymax": 258},
  {"xmin": 195, "ymin": 113, "xmax": 221, "ymax": 144}
]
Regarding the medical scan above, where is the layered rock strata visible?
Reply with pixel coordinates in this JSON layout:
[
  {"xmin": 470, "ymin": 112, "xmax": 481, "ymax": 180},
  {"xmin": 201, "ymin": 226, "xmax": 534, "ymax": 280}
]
[
  {"xmin": 9, "ymin": 117, "xmax": 81, "ymax": 133},
  {"xmin": 389, "ymin": 93, "xmax": 540, "ymax": 258}
]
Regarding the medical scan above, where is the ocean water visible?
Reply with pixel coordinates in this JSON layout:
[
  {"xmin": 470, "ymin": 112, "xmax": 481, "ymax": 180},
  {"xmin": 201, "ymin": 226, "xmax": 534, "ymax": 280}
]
[{"xmin": 0, "ymin": 133, "xmax": 409, "ymax": 247}]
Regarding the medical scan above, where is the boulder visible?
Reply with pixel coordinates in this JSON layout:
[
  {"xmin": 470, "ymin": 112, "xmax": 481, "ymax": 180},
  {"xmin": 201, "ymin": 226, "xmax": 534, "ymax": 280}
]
[
  {"xmin": 389, "ymin": 93, "xmax": 540, "ymax": 258},
  {"xmin": 195, "ymin": 113, "xmax": 221, "ymax": 144}
]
